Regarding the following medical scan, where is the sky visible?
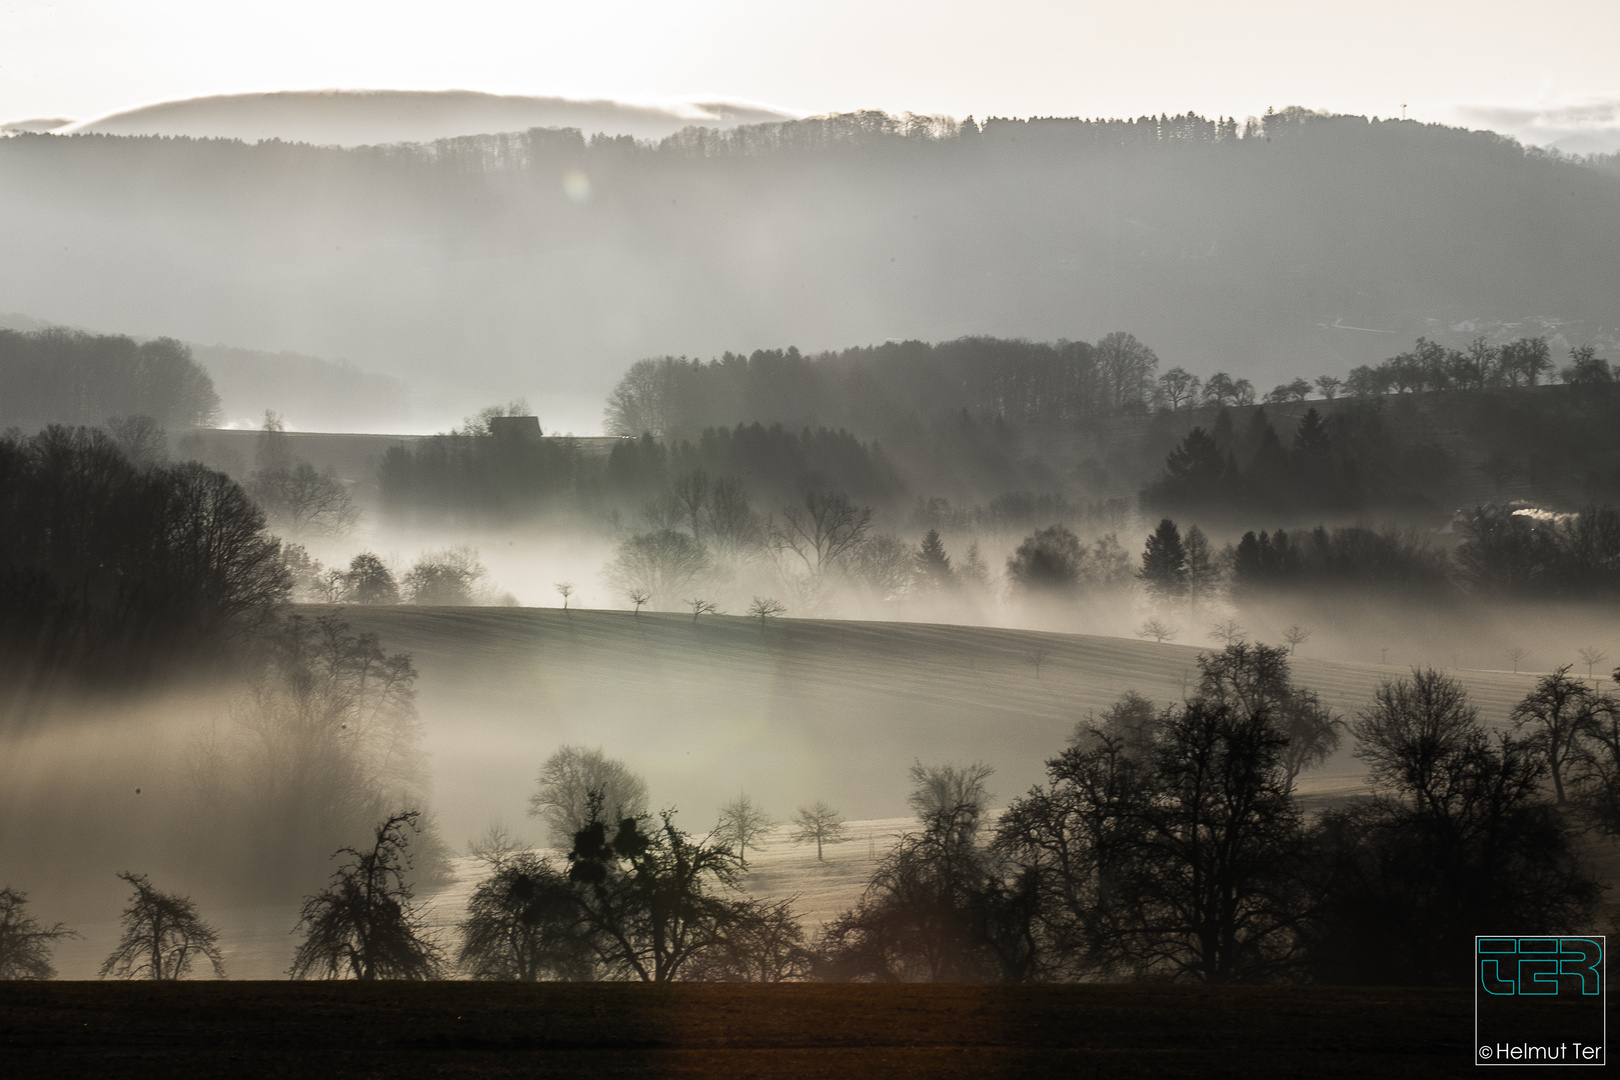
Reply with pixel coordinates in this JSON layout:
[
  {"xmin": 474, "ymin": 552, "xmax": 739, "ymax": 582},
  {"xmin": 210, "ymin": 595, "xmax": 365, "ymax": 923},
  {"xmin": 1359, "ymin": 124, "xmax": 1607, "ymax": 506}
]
[{"xmin": 4, "ymin": 0, "xmax": 1620, "ymax": 148}]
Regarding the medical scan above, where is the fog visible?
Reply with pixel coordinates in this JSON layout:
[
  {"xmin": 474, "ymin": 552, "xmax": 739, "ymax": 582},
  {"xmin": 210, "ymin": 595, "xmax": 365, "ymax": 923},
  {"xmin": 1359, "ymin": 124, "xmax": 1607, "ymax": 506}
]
[
  {"xmin": 2, "ymin": 84, "xmax": 1618, "ymax": 1017},
  {"xmin": 3, "ymin": 107, "xmax": 1618, "ymax": 435}
]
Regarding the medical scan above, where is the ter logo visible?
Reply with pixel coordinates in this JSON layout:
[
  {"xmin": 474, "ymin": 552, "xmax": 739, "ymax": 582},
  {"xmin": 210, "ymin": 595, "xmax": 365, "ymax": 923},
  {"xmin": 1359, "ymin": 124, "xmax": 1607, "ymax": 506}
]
[
  {"xmin": 1479, "ymin": 938, "xmax": 1603, "ymax": 996},
  {"xmin": 1475, "ymin": 936, "xmax": 1606, "ymax": 1067}
]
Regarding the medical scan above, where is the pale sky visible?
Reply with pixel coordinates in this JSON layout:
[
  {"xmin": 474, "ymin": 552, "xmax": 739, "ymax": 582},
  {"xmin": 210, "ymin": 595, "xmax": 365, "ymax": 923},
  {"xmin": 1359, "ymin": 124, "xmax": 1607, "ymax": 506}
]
[{"xmin": 3, "ymin": 0, "xmax": 1619, "ymax": 145}]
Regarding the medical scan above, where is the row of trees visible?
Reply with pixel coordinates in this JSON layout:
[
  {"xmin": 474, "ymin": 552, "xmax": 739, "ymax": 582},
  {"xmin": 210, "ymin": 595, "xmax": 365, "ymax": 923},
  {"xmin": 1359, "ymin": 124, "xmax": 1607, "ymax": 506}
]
[
  {"xmin": 8, "ymin": 652, "xmax": 1615, "ymax": 984},
  {"xmin": 1142, "ymin": 404, "xmax": 1451, "ymax": 518},
  {"xmin": 1342, "ymin": 338, "xmax": 1613, "ymax": 397},
  {"xmin": 604, "ymin": 335, "xmax": 1165, "ymax": 442},
  {"xmin": 286, "ymin": 546, "xmax": 503, "ymax": 606},
  {"xmin": 0, "ymin": 425, "xmax": 290, "ymax": 691},
  {"xmin": 1134, "ymin": 506, "xmax": 1620, "ymax": 609},
  {"xmin": 0, "ymin": 328, "xmax": 220, "ymax": 431},
  {"xmin": 599, "ymin": 476, "xmax": 998, "ymax": 613},
  {"xmin": 822, "ymin": 654, "xmax": 1615, "ymax": 985}
]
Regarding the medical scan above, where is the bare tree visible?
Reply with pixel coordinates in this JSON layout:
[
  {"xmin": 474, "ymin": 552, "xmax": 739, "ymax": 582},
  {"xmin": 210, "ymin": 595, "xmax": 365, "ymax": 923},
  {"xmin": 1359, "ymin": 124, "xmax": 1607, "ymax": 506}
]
[
  {"xmin": 774, "ymin": 489, "xmax": 873, "ymax": 579},
  {"xmin": 790, "ymin": 801, "xmax": 849, "ymax": 861},
  {"xmin": 249, "ymin": 462, "xmax": 360, "ymax": 540},
  {"xmin": 1208, "ymin": 619, "xmax": 1246, "ymax": 646},
  {"xmin": 458, "ymin": 852, "xmax": 592, "ymax": 981},
  {"xmin": 403, "ymin": 546, "xmax": 486, "ymax": 605},
  {"xmin": 717, "ymin": 793, "xmax": 777, "ymax": 867},
  {"xmin": 1137, "ymin": 619, "xmax": 1176, "ymax": 644},
  {"xmin": 686, "ymin": 598, "xmax": 719, "ymax": 623},
  {"xmin": 528, "ymin": 746, "xmax": 649, "ymax": 847},
  {"xmin": 747, "ymin": 596, "xmax": 786, "ymax": 631},
  {"xmin": 628, "ymin": 589, "xmax": 650, "ymax": 615},
  {"xmin": 100, "ymin": 872, "xmax": 226, "ymax": 980},
  {"xmin": 602, "ymin": 530, "xmax": 711, "ymax": 609},
  {"xmin": 555, "ymin": 582, "xmax": 574, "ymax": 611},
  {"xmin": 0, "ymin": 888, "xmax": 77, "ymax": 980},
  {"xmin": 908, "ymin": 761, "xmax": 994, "ymax": 849},
  {"xmin": 1282, "ymin": 625, "xmax": 1312, "ymax": 655},
  {"xmin": 1578, "ymin": 648, "xmax": 1609, "ymax": 684},
  {"xmin": 1024, "ymin": 647, "xmax": 1051, "ymax": 679},
  {"xmin": 1352, "ymin": 669, "xmax": 1482, "ymax": 815},
  {"xmin": 290, "ymin": 811, "xmax": 444, "ymax": 981},
  {"xmin": 848, "ymin": 534, "xmax": 914, "ymax": 600},
  {"xmin": 1504, "ymin": 646, "xmax": 1530, "ymax": 674},
  {"xmin": 1511, "ymin": 666, "xmax": 1600, "ymax": 805},
  {"xmin": 671, "ymin": 470, "xmax": 710, "ymax": 545},
  {"xmin": 705, "ymin": 476, "xmax": 763, "ymax": 557}
]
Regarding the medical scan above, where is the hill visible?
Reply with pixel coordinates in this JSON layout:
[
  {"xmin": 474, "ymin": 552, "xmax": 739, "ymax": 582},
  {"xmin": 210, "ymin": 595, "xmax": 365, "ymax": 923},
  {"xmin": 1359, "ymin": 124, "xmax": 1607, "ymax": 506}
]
[
  {"xmin": 3, "ymin": 109, "xmax": 1617, "ymax": 425},
  {"xmin": 331, "ymin": 606, "xmax": 1548, "ymax": 846},
  {"xmin": 60, "ymin": 89, "xmax": 793, "ymax": 146}
]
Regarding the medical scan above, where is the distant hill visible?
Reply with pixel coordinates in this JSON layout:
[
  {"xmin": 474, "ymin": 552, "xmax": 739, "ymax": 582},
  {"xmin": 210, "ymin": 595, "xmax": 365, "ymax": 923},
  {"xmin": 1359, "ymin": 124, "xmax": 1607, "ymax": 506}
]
[
  {"xmin": 59, "ymin": 89, "xmax": 794, "ymax": 146},
  {"xmin": 3, "ymin": 108, "xmax": 1617, "ymax": 422},
  {"xmin": 0, "ymin": 313, "xmax": 415, "ymax": 433},
  {"xmin": 190, "ymin": 342, "xmax": 413, "ymax": 431}
]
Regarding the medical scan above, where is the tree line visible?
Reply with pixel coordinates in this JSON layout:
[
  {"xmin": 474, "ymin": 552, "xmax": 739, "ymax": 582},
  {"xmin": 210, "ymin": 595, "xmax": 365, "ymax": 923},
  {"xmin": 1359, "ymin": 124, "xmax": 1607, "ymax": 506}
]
[
  {"xmin": 0, "ymin": 327, "xmax": 220, "ymax": 431},
  {"xmin": 1132, "ymin": 508, "xmax": 1620, "ymax": 609},
  {"xmin": 10, "ymin": 649, "xmax": 1614, "ymax": 985},
  {"xmin": 377, "ymin": 410, "xmax": 898, "ymax": 529},
  {"xmin": 604, "ymin": 334, "xmax": 1164, "ymax": 440},
  {"xmin": 0, "ymin": 425, "xmax": 289, "ymax": 692}
]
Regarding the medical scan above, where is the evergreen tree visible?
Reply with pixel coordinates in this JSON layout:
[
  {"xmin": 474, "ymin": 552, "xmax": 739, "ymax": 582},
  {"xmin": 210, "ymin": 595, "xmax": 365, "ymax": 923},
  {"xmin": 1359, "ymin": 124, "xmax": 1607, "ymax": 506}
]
[
  {"xmin": 914, "ymin": 529, "xmax": 954, "ymax": 590},
  {"xmin": 1139, "ymin": 519, "xmax": 1188, "ymax": 601}
]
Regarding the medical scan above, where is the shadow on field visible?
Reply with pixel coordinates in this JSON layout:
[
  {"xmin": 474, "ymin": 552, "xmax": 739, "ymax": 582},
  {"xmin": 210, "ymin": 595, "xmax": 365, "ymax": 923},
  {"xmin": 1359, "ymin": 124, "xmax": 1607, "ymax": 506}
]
[{"xmin": 0, "ymin": 981, "xmax": 1506, "ymax": 1078}]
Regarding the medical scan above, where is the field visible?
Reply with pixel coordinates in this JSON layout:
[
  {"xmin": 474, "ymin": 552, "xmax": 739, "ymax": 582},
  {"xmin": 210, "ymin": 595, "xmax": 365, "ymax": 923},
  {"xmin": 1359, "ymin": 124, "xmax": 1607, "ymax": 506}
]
[
  {"xmin": 0, "ymin": 980, "xmax": 1511, "ymax": 1078},
  {"xmin": 26, "ymin": 604, "xmax": 1616, "ymax": 980},
  {"xmin": 333, "ymin": 604, "xmax": 1550, "ymax": 843}
]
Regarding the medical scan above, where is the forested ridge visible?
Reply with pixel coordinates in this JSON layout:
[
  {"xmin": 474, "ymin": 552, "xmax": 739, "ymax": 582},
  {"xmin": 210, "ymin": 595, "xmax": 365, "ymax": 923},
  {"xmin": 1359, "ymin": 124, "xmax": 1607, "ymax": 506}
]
[{"xmin": 4, "ymin": 107, "xmax": 1617, "ymax": 398}]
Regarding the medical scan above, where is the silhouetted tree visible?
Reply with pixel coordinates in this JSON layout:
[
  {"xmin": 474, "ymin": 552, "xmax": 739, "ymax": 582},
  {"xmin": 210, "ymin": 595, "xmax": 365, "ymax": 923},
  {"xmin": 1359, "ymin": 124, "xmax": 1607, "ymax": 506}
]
[
  {"xmin": 290, "ymin": 811, "xmax": 444, "ymax": 981},
  {"xmin": 1304, "ymin": 672, "xmax": 1599, "ymax": 984},
  {"xmin": 565, "ymin": 802, "xmax": 745, "ymax": 982},
  {"xmin": 686, "ymin": 897, "xmax": 812, "ymax": 982},
  {"xmin": 340, "ymin": 553, "xmax": 399, "ymax": 604},
  {"xmin": 1139, "ymin": 519, "xmax": 1187, "ymax": 602},
  {"xmin": 913, "ymin": 529, "xmax": 954, "ymax": 591},
  {"xmin": 100, "ymin": 873, "xmax": 225, "ymax": 980},
  {"xmin": 774, "ymin": 488, "xmax": 873, "ymax": 580},
  {"xmin": 249, "ymin": 462, "xmax": 359, "ymax": 540},
  {"xmin": 717, "ymin": 793, "xmax": 777, "ymax": 867},
  {"xmin": 1137, "ymin": 619, "xmax": 1175, "ymax": 644},
  {"xmin": 817, "ymin": 762, "xmax": 1021, "ymax": 982},
  {"xmin": 746, "ymin": 596, "xmax": 786, "ymax": 630},
  {"xmin": 1511, "ymin": 666, "xmax": 1601, "ymax": 804},
  {"xmin": 790, "ymin": 801, "xmax": 848, "ymax": 861},
  {"xmin": 529, "ymin": 746, "xmax": 649, "ymax": 848},
  {"xmin": 458, "ymin": 851, "xmax": 593, "ymax": 981},
  {"xmin": 1195, "ymin": 643, "xmax": 1343, "ymax": 789},
  {"xmin": 402, "ymin": 546, "xmax": 486, "ymax": 604},
  {"xmin": 1007, "ymin": 525, "xmax": 1084, "ymax": 595},
  {"xmin": 602, "ymin": 530, "xmax": 711, "ymax": 610},
  {"xmin": 0, "ymin": 889, "xmax": 76, "ymax": 980}
]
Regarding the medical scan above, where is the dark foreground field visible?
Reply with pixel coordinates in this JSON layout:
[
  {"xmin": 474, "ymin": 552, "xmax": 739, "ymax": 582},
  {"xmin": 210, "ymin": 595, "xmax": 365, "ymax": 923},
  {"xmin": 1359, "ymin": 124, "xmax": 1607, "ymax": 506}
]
[{"xmin": 0, "ymin": 982, "xmax": 1511, "ymax": 1078}]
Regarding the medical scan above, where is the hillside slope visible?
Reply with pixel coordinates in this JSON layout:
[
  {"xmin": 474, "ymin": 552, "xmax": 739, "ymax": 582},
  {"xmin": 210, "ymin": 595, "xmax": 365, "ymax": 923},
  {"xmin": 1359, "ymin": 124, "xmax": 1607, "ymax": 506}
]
[
  {"xmin": 333, "ymin": 607, "xmax": 1545, "ymax": 846},
  {"xmin": 3, "ymin": 112, "xmax": 1616, "ymax": 423}
]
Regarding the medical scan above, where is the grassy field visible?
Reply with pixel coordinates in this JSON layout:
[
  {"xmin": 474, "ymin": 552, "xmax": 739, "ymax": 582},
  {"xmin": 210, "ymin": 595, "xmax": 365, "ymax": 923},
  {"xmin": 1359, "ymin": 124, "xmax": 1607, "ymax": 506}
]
[
  {"xmin": 332, "ymin": 605, "xmax": 1550, "ymax": 845},
  {"xmin": 0, "ymin": 980, "xmax": 1514, "ymax": 1078},
  {"xmin": 21, "ymin": 606, "xmax": 1612, "ymax": 980}
]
